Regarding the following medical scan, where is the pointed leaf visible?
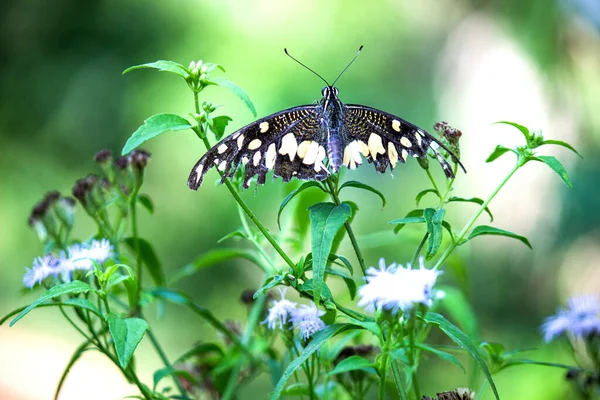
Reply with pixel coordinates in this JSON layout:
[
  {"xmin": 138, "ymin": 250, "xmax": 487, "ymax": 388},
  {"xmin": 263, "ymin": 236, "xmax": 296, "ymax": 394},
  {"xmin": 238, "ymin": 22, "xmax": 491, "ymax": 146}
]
[
  {"xmin": 327, "ymin": 355, "xmax": 376, "ymax": 376},
  {"xmin": 447, "ymin": 196, "xmax": 494, "ymax": 221},
  {"xmin": 122, "ymin": 113, "xmax": 192, "ymax": 155},
  {"xmin": 439, "ymin": 286, "xmax": 480, "ymax": 340},
  {"xmin": 9, "ymin": 281, "xmax": 93, "ymax": 326},
  {"xmin": 209, "ymin": 115, "xmax": 233, "ymax": 141},
  {"xmin": 466, "ymin": 225, "xmax": 532, "ymax": 249},
  {"xmin": 338, "ymin": 180, "xmax": 386, "ymax": 208},
  {"xmin": 423, "ymin": 312, "xmax": 499, "ymax": 400},
  {"xmin": 123, "ymin": 60, "xmax": 189, "ymax": 78},
  {"xmin": 208, "ymin": 76, "xmax": 257, "ymax": 117},
  {"xmin": 541, "ymin": 140, "xmax": 582, "ymax": 158},
  {"xmin": 153, "ymin": 367, "xmax": 198, "ymax": 391},
  {"xmin": 278, "ymin": 181, "xmax": 325, "ymax": 229},
  {"xmin": 136, "ymin": 194, "xmax": 154, "ymax": 214},
  {"xmin": 282, "ymin": 383, "xmax": 310, "ymax": 396},
  {"xmin": 424, "ymin": 208, "xmax": 445, "ymax": 260},
  {"xmin": 414, "ymin": 343, "xmax": 465, "ymax": 373},
  {"xmin": 530, "ymin": 155, "xmax": 573, "ymax": 188},
  {"xmin": 485, "ymin": 145, "xmax": 513, "ymax": 163},
  {"xmin": 169, "ymin": 248, "xmax": 261, "ymax": 284},
  {"xmin": 415, "ymin": 189, "xmax": 440, "ymax": 206},
  {"xmin": 495, "ymin": 121, "xmax": 530, "ymax": 140},
  {"xmin": 271, "ymin": 324, "xmax": 362, "ymax": 400},
  {"xmin": 390, "ymin": 209, "xmax": 425, "ymax": 233},
  {"xmin": 325, "ymin": 268, "xmax": 357, "ymax": 299},
  {"xmin": 124, "ymin": 237, "xmax": 165, "ymax": 286},
  {"xmin": 61, "ymin": 298, "xmax": 103, "ymax": 318},
  {"xmin": 309, "ymin": 202, "xmax": 352, "ymax": 305},
  {"xmin": 107, "ymin": 314, "xmax": 149, "ymax": 369}
]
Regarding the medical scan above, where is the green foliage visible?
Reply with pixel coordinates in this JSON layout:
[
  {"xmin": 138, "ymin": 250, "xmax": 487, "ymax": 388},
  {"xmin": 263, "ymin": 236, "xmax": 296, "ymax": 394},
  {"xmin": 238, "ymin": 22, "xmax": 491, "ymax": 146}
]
[
  {"xmin": 464, "ymin": 225, "xmax": 532, "ymax": 249},
  {"xmin": 278, "ymin": 181, "xmax": 326, "ymax": 229},
  {"xmin": 124, "ymin": 237, "xmax": 166, "ymax": 286},
  {"xmin": 424, "ymin": 208, "xmax": 445, "ymax": 260},
  {"xmin": 327, "ymin": 355, "xmax": 376, "ymax": 376},
  {"xmin": 107, "ymin": 314, "xmax": 149, "ymax": 369},
  {"xmin": 9, "ymin": 281, "xmax": 93, "ymax": 327},
  {"xmin": 122, "ymin": 113, "xmax": 192, "ymax": 155},
  {"xmin": 447, "ymin": 196, "xmax": 494, "ymax": 222},
  {"xmin": 530, "ymin": 155, "xmax": 573, "ymax": 188},
  {"xmin": 209, "ymin": 115, "xmax": 233, "ymax": 141},
  {"xmin": 338, "ymin": 180, "xmax": 386, "ymax": 208},
  {"xmin": 308, "ymin": 202, "xmax": 352, "ymax": 305},
  {"xmin": 207, "ymin": 76, "xmax": 257, "ymax": 117}
]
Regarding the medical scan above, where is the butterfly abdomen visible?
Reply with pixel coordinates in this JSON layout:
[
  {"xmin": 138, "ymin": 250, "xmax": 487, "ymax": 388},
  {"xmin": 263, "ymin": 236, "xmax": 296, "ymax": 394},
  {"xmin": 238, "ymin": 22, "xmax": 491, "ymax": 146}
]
[{"xmin": 327, "ymin": 131, "xmax": 343, "ymax": 172}]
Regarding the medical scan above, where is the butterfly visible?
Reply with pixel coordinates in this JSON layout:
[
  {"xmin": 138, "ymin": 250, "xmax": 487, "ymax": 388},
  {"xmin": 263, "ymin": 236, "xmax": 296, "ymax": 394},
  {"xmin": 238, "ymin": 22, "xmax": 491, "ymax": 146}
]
[{"xmin": 187, "ymin": 47, "xmax": 464, "ymax": 190}]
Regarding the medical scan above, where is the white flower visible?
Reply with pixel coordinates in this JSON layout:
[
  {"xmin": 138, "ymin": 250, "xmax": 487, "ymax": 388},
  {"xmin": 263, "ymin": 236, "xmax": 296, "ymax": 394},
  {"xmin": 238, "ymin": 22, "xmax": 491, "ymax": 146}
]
[
  {"xmin": 23, "ymin": 255, "xmax": 61, "ymax": 288},
  {"xmin": 290, "ymin": 302, "xmax": 326, "ymax": 340},
  {"xmin": 542, "ymin": 295, "xmax": 600, "ymax": 342},
  {"xmin": 264, "ymin": 288, "xmax": 298, "ymax": 330},
  {"xmin": 62, "ymin": 239, "xmax": 114, "ymax": 273},
  {"xmin": 358, "ymin": 257, "xmax": 442, "ymax": 314}
]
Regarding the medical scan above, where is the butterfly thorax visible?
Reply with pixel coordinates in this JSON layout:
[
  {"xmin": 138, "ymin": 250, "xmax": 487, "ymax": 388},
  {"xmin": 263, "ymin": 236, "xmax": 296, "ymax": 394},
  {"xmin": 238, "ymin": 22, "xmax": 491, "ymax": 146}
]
[{"xmin": 320, "ymin": 86, "xmax": 345, "ymax": 172}]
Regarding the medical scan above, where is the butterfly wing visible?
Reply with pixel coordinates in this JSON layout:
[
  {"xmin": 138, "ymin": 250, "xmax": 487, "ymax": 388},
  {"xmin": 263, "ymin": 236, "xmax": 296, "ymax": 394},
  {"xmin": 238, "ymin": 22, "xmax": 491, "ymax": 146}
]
[
  {"xmin": 187, "ymin": 105, "xmax": 329, "ymax": 190},
  {"xmin": 343, "ymin": 105, "xmax": 464, "ymax": 178}
]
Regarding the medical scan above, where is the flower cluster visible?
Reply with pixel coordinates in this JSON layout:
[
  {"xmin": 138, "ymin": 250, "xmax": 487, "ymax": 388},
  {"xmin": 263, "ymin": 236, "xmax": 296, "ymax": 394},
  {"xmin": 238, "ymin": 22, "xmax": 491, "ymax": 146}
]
[
  {"xmin": 264, "ymin": 288, "xmax": 327, "ymax": 340},
  {"xmin": 22, "ymin": 239, "xmax": 114, "ymax": 289},
  {"xmin": 358, "ymin": 257, "xmax": 442, "ymax": 314},
  {"xmin": 541, "ymin": 295, "xmax": 600, "ymax": 342}
]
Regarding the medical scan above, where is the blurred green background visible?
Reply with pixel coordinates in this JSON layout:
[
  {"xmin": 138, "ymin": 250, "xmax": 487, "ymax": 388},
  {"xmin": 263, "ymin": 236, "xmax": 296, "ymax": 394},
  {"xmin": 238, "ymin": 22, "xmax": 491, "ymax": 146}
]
[{"xmin": 1, "ymin": 0, "xmax": 599, "ymax": 399}]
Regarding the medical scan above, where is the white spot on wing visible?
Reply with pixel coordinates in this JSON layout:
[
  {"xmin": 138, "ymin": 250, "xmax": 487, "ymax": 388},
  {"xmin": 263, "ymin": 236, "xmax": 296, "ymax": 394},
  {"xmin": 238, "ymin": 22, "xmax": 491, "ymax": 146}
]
[
  {"xmin": 368, "ymin": 133, "xmax": 385, "ymax": 159},
  {"xmin": 248, "ymin": 139, "xmax": 262, "ymax": 150},
  {"xmin": 302, "ymin": 141, "xmax": 319, "ymax": 165},
  {"xmin": 237, "ymin": 134, "xmax": 245, "ymax": 150},
  {"xmin": 388, "ymin": 142, "xmax": 398, "ymax": 168},
  {"xmin": 400, "ymin": 137, "xmax": 412, "ymax": 148},
  {"xmin": 253, "ymin": 151, "xmax": 261, "ymax": 166},
  {"xmin": 217, "ymin": 144, "xmax": 228, "ymax": 154},
  {"xmin": 265, "ymin": 143, "xmax": 277, "ymax": 169},
  {"xmin": 279, "ymin": 133, "xmax": 298, "ymax": 161},
  {"xmin": 392, "ymin": 120, "xmax": 401, "ymax": 132},
  {"xmin": 259, "ymin": 122, "xmax": 269, "ymax": 133},
  {"xmin": 297, "ymin": 141, "xmax": 311, "ymax": 159}
]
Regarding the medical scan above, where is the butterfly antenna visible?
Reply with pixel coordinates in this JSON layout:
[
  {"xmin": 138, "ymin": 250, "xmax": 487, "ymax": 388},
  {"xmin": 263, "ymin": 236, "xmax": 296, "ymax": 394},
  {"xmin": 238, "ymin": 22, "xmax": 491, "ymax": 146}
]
[
  {"xmin": 284, "ymin": 48, "xmax": 330, "ymax": 86},
  {"xmin": 331, "ymin": 45, "xmax": 363, "ymax": 87}
]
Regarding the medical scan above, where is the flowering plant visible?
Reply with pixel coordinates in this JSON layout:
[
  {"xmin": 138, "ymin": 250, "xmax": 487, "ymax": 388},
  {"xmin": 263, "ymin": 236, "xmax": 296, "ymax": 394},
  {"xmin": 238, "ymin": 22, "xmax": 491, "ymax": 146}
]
[{"xmin": 2, "ymin": 57, "xmax": 593, "ymax": 400}]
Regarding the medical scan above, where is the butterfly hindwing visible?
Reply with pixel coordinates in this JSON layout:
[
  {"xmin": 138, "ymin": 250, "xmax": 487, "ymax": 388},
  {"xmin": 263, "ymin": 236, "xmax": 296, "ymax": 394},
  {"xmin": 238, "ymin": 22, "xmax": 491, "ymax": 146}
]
[
  {"xmin": 187, "ymin": 105, "xmax": 328, "ymax": 189},
  {"xmin": 343, "ymin": 105, "xmax": 459, "ymax": 178}
]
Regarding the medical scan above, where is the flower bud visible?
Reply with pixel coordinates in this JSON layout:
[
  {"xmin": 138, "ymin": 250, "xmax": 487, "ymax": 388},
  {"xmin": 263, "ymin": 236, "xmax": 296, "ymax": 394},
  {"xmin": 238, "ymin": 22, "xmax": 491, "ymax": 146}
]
[
  {"xmin": 188, "ymin": 61, "xmax": 196, "ymax": 70},
  {"xmin": 94, "ymin": 149, "xmax": 113, "ymax": 165},
  {"xmin": 54, "ymin": 196, "xmax": 76, "ymax": 229},
  {"xmin": 199, "ymin": 73, "xmax": 207, "ymax": 82},
  {"xmin": 200, "ymin": 65, "xmax": 207, "ymax": 74},
  {"xmin": 434, "ymin": 121, "xmax": 462, "ymax": 157},
  {"xmin": 191, "ymin": 67, "xmax": 199, "ymax": 76},
  {"xmin": 129, "ymin": 149, "xmax": 151, "ymax": 171},
  {"xmin": 196, "ymin": 60, "xmax": 203, "ymax": 67}
]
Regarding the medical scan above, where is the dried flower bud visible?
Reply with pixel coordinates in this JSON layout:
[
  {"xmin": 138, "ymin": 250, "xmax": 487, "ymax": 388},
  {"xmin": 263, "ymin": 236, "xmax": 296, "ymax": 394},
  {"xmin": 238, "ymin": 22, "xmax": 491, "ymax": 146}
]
[
  {"xmin": 72, "ymin": 174, "xmax": 99, "ymax": 207},
  {"xmin": 434, "ymin": 121, "xmax": 462, "ymax": 158},
  {"xmin": 129, "ymin": 149, "xmax": 151, "ymax": 170},
  {"xmin": 240, "ymin": 289, "xmax": 256, "ymax": 305},
  {"xmin": 94, "ymin": 149, "xmax": 113, "ymax": 165},
  {"xmin": 115, "ymin": 156, "xmax": 129, "ymax": 170}
]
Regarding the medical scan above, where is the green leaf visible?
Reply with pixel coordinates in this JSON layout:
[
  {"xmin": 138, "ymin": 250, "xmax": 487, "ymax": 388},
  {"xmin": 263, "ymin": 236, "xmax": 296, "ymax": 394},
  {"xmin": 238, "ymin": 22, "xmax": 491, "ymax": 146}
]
[
  {"xmin": 424, "ymin": 208, "xmax": 445, "ymax": 260},
  {"xmin": 107, "ymin": 314, "xmax": 149, "ymax": 369},
  {"xmin": 325, "ymin": 268, "xmax": 357, "ymax": 299},
  {"xmin": 208, "ymin": 76, "xmax": 257, "ymax": 117},
  {"xmin": 439, "ymin": 286, "xmax": 480, "ymax": 340},
  {"xmin": 282, "ymin": 383, "xmax": 310, "ymax": 396},
  {"xmin": 209, "ymin": 115, "xmax": 233, "ymax": 141},
  {"xmin": 447, "ymin": 196, "xmax": 494, "ymax": 222},
  {"xmin": 415, "ymin": 189, "xmax": 440, "ymax": 206},
  {"xmin": 170, "ymin": 248, "xmax": 261, "ymax": 284},
  {"xmin": 485, "ymin": 145, "xmax": 514, "ymax": 163},
  {"xmin": 137, "ymin": 194, "xmax": 154, "ymax": 214},
  {"xmin": 271, "ymin": 324, "xmax": 362, "ymax": 400},
  {"xmin": 9, "ymin": 281, "xmax": 93, "ymax": 327},
  {"xmin": 541, "ymin": 140, "xmax": 582, "ymax": 158},
  {"xmin": 327, "ymin": 355, "xmax": 376, "ymax": 376},
  {"xmin": 389, "ymin": 209, "xmax": 425, "ymax": 233},
  {"xmin": 203, "ymin": 62, "xmax": 226, "ymax": 73},
  {"xmin": 122, "ymin": 113, "xmax": 192, "ymax": 155},
  {"xmin": 278, "ymin": 181, "xmax": 325, "ymax": 229},
  {"xmin": 423, "ymin": 312, "xmax": 499, "ymax": 400},
  {"xmin": 309, "ymin": 202, "xmax": 352, "ymax": 305},
  {"xmin": 124, "ymin": 237, "xmax": 166, "ymax": 286},
  {"xmin": 149, "ymin": 288, "xmax": 251, "ymax": 358},
  {"xmin": 530, "ymin": 155, "xmax": 573, "ymax": 188},
  {"xmin": 175, "ymin": 342, "xmax": 224, "ymax": 364},
  {"xmin": 338, "ymin": 180, "xmax": 386, "ymax": 208},
  {"xmin": 495, "ymin": 121, "xmax": 530, "ymax": 140},
  {"xmin": 54, "ymin": 341, "xmax": 93, "ymax": 400},
  {"xmin": 153, "ymin": 367, "xmax": 198, "ymax": 392},
  {"xmin": 414, "ymin": 343, "xmax": 465, "ymax": 373},
  {"xmin": 465, "ymin": 225, "xmax": 532, "ymax": 249},
  {"xmin": 62, "ymin": 298, "xmax": 103, "ymax": 318},
  {"xmin": 123, "ymin": 60, "xmax": 189, "ymax": 78}
]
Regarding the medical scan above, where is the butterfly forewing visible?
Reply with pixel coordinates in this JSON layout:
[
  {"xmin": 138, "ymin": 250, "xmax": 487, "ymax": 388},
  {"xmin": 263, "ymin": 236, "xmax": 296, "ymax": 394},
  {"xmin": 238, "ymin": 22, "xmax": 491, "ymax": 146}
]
[
  {"xmin": 343, "ymin": 105, "xmax": 456, "ymax": 178},
  {"xmin": 187, "ymin": 105, "xmax": 329, "ymax": 190}
]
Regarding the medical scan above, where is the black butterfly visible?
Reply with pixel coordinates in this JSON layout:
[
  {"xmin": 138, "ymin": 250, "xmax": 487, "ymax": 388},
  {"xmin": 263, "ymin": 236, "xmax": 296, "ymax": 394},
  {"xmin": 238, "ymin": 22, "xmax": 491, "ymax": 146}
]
[{"xmin": 187, "ymin": 47, "xmax": 464, "ymax": 190}]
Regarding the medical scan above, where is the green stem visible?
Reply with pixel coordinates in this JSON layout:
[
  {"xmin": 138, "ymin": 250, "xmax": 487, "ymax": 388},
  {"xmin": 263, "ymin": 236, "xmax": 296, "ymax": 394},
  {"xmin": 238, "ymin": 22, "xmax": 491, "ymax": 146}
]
[
  {"xmin": 433, "ymin": 161, "xmax": 521, "ymax": 270},
  {"xmin": 129, "ymin": 188, "xmax": 143, "ymax": 313},
  {"xmin": 325, "ymin": 177, "xmax": 367, "ymax": 276},
  {"xmin": 146, "ymin": 327, "xmax": 191, "ymax": 400},
  {"xmin": 192, "ymin": 91, "xmax": 295, "ymax": 271},
  {"xmin": 410, "ymin": 232, "xmax": 429, "ymax": 267},
  {"xmin": 407, "ymin": 326, "xmax": 421, "ymax": 400},
  {"xmin": 425, "ymin": 169, "xmax": 442, "ymax": 200},
  {"xmin": 237, "ymin": 205, "xmax": 277, "ymax": 273}
]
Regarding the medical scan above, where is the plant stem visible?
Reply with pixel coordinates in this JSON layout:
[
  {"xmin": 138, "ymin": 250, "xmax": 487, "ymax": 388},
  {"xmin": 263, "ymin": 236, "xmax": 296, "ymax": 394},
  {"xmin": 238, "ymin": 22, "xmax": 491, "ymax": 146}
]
[
  {"xmin": 146, "ymin": 327, "xmax": 191, "ymax": 399},
  {"xmin": 237, "ymin": 205, "xmax": 277, "ymax": 273},
  {"xmin": 325, "ymin": 177, "xmax": 367, "ymax": 276},
  {"xmin": 129, "ymin": 188, "xmax": 143, "ymax": 313},
  {"xmin": 433, "ymin": 162, "xmax": 521, "ymax": 270},
  {"xmin": 192, "ymin": 91, "xmax": 295, "ymax": 271},
  {"xmin": 410, "ymin": 232, "xmax": 429, "ymax": 267}
]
